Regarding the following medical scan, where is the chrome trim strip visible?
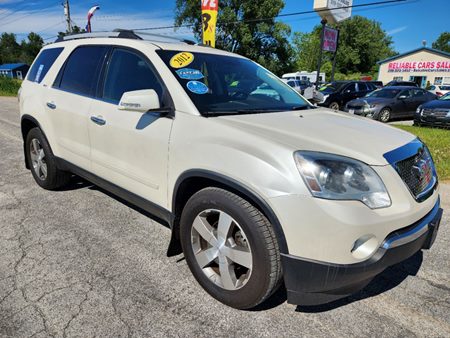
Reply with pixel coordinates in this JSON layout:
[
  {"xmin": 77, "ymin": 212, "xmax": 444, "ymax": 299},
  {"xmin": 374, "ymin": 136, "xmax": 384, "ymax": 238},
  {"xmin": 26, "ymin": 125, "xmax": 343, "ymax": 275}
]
[
  {"xmin": 382, "ymin": 197, "xmax": 440, "ymax": 249},
  {"xmin": 383, "ymin": 138, "xmax": 423, "ymax": 164}
]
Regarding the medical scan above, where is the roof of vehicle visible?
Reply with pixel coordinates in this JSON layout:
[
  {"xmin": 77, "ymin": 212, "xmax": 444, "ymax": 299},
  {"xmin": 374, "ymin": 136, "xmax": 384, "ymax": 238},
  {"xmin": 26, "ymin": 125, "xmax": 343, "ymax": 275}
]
[
  {"xmin": 382, "ymin": 86, "xmax": 424, "ymax": 90},
  {"xmin": 47, "ymin": 30, "xmax": 243, "ymax": 59}
]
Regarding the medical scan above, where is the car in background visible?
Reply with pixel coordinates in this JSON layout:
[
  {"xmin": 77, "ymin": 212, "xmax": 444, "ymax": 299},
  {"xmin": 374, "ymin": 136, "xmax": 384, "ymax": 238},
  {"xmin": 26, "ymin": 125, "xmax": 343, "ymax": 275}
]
[
  {"xmin": 344, "ymin": 86, "xmax": 437, "ymax": 122},
  {"xmin": 283, "ymin": 79, "xmax": 312, "ymax": 95},
  {"xmin": 415, "ymin": 92, "xmax": 450, "ymax": 128},
  {"xmin": 385, "ymin": 80, "xmax": 419, "ymax": 87},
  {"xmin": 317, "ymin": 81, "xmax": 377, "ymax": 110},
  {"xmin": 369, "ymin": 81, "xmax": 383, "ymax": 89},
  {"xmin": 427, "ymin": 85, "xmax": 450, "ymax": 97}
]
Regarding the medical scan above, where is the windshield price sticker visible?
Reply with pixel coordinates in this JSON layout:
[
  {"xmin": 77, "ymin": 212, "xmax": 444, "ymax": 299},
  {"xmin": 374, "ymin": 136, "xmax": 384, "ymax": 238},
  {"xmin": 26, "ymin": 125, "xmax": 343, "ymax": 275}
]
[
  {"xmin": 186, "ymin": 81, "xmax": 209, "ymax": 94},
  {"xmin": 35, "ymin": 64, "xmax": 44, "ymax": 82},
  {"xmin": 170, "ymin": 52, "xmax": 194, "ymax": 68},
  {"xmin": 175, "ymin": 68, "xmax": 204, "ymax": 80}
]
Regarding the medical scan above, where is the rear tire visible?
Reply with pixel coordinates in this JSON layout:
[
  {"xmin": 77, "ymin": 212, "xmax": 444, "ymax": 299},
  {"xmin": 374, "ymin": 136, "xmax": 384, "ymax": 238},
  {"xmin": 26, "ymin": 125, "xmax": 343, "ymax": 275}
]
[
  {"xmin": 25, "ymin": 128, "xmax": 71, "ymax": 190},
  {"xmin": 180, "ymin": 187, "xmax": 282, "ymax": 309}
]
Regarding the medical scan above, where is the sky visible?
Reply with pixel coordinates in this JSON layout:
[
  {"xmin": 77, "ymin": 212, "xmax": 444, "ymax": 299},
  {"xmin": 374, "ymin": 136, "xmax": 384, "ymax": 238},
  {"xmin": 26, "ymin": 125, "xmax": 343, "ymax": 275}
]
[{"xmin": 0, "ymin": 0, "xmax": 448, "ymax": 54}]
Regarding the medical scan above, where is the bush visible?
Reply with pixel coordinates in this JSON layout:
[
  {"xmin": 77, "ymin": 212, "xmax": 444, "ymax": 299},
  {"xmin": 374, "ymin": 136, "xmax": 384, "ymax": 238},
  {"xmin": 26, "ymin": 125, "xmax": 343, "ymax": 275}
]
[{"xmin": 0, "ymin": 76, "xmax": 21, "ymax": 96}]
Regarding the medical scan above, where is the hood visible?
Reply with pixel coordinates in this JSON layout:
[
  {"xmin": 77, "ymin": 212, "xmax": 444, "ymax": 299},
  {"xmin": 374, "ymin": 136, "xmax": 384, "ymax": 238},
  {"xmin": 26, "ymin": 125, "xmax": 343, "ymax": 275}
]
[
  {"xmin": 421, "ymin": 99, "xmax": 450, "ymax": 109},
  {"xmin": 350, "ymin": 97, "xmax": 392, "ymax": 105},
  {"xmin": 216, "ymin": 108, "xmax": 415, "ymax": 166}
]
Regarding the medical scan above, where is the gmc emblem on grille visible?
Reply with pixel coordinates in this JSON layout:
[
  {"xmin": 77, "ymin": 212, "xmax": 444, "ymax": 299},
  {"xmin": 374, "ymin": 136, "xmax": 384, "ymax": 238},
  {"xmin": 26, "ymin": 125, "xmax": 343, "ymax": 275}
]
[{"xmin": 412, "ymin": 158, "xmax": 433, "ymax": 186}]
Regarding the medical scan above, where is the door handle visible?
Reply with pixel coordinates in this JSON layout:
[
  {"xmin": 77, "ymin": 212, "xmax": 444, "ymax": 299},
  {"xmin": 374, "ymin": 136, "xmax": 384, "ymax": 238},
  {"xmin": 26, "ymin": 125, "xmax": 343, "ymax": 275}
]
[
  {"xmin": 90, "ymin": 115, "xmax": 106, "ymax": 126},
  {"xmin": 46, "ymin": 102, "xmax": 56, "ymax": 109}
]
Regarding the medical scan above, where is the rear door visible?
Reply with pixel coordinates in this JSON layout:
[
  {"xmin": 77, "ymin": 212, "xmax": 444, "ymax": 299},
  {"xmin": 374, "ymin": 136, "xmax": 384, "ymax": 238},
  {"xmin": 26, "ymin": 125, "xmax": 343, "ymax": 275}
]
[
  {"xmin": 87, "ymin": 47, "xmax": 173, "ymax": 206},
  {"xmin": 409, "ymin": 89, "xmax": 431, "ymax": 116},
  {"xmin": 47, "ymin": 45, "xmax": 109, "ymax": 170}
]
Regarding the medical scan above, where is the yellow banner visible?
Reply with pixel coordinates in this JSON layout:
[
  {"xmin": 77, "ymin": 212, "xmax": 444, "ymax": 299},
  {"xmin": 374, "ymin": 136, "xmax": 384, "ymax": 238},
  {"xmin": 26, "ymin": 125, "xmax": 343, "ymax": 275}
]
[{"xmin": 201, "ymin": 1, "xmax": 218, "ymax": 47}]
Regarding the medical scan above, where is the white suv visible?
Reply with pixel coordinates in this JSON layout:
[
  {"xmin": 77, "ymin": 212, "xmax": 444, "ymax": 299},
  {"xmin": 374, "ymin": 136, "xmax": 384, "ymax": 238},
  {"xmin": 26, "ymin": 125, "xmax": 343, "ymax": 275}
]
[{"xmin": 19, "ymin": 31, "xmax": 443, "ymax": 309}]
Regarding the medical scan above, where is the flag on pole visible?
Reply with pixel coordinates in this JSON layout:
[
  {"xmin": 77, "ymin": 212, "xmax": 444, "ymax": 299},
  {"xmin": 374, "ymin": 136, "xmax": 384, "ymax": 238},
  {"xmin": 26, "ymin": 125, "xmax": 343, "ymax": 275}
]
[
  {"xmin": 201, "ymin": 0, "xmax": 218, "ymax": 47},
  {"xmin": 86, "ymin": 5, "xmax": 100, "ymax": 33}
]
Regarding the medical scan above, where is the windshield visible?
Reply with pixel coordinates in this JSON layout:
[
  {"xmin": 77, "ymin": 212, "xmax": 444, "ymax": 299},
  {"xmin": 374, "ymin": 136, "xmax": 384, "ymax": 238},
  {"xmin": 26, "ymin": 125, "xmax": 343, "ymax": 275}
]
[
  {"xmin": 366, "ymin": 88, "xmax": 401, "ymax": 98},
  {"xmin": 319, "ymin": 82, "xmax": 346, "ymax": 93},
  {"xmin": 439, "ymin": 92, "xmax": 450, "ymax": 100},
  {"xmin": 438, "ymin": 86, "xmax": 450, "ymax": 90},
  {"xmin": 157, "ymin": 50, "xmax": 310, "ymax": 115}
]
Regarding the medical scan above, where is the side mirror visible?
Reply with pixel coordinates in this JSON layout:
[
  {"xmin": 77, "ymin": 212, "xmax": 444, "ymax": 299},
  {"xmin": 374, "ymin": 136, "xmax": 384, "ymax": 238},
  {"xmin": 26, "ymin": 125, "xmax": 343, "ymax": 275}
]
[
  {"xmin": 119, "ymin": 89, "xmax": 161, "ymax": 113},
  {"xmin": 345, "ymin": 89, "xmax": 351, "ymax": 93},
  {"xmin": 398, "ymin": 95, "xmax": 407, "ymax": 100}
]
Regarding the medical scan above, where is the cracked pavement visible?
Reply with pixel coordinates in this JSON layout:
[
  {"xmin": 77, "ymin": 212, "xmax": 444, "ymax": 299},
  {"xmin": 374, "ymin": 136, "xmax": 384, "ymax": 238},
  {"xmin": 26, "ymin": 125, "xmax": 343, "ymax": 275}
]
[{"xmin": 0, "ymin": 96, "xmax": 449, "ymax": 337}]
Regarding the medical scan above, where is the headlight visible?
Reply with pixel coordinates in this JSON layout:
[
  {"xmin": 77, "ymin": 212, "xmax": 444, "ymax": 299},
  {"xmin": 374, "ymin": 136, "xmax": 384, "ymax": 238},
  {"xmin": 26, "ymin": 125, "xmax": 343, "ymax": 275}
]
[
  {"xmin": 369, "ymin": 104, "xmax": 377, "ymax": 108},
  {"xmin": 416, "ymin": 106, "xmax": 422, "ymax": 114},
  {"xmin": 294, "ymin": 151, "xmax": 391, "ymax": 209}
]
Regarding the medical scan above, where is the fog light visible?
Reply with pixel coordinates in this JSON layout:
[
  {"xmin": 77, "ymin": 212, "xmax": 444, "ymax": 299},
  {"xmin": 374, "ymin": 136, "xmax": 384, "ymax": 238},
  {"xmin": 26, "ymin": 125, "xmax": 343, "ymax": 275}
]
[{"xmin": 351, "ymin": 235, "xmax": 379, "ymax": 260}]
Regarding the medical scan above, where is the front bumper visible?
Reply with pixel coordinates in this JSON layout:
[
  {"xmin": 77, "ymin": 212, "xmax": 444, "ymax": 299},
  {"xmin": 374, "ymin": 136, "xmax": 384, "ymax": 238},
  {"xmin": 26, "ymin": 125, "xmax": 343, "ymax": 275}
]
[
  {"xmin": 414, "ymin": 114, "xmax": 450, "ymax": 128},
  {"xmin": 281, "ymin": 198, "xmax": 443, "ymax": 306}
]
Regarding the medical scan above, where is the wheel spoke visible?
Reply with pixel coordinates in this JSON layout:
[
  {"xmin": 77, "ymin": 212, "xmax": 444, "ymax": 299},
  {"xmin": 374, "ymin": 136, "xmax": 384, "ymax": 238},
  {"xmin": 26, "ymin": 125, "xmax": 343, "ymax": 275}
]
[
  {"xmin": 222, "ymin": 246, "xmax": 252, "ymax": 268},
  {"xmin": 38, "ymin": 149, "xmax": 45, "ymax": 161},
  {"xmin": 195, "ymin": 247, "xmax": 218, "ymax": 268},
  {"xmin": 31, "ymin": 139, "xmax": 39, "ymax": 155},
  {"xmin": 218, "ymin": 255, "xmax": 236, "ymax": 290},
  {"xmin": 192, "ymin": 216, "xmax": 217, "ymax": 246},
  {"xmin": 217, "ymin": 211, "xmax": 233, "ymax": 243},
  {"xmin": 40, "ymin": 163, "xmax": 47, "ymax": 178}
]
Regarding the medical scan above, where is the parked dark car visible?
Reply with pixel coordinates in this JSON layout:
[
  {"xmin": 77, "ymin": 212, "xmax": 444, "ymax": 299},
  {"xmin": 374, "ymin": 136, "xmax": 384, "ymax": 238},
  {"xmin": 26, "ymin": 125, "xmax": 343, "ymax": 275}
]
[
  {"xmin": 414, "ymin": 92, "xmax": 450, "ymax": 128},
  {"xmin": 344, "ymin": 86, "xmax": 437, "ymax": 122},
  {"xmin": 317, "ymin": 81, "xmax": 377, "ymax": 110},
  {"xmin": 385, "ymin": 80, "xmax": 419, "ymax": 87},
  {"xmin": 368, "ymin": 81, "xmax": 383, "ymax": 89}
]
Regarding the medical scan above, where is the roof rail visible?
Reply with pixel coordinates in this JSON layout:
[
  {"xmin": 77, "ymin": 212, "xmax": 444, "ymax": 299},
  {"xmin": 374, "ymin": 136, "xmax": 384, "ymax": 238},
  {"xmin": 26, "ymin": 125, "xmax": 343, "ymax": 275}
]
[{"xmin": 54, "ymin": 29, "xmax": 197, "ymax": 45}]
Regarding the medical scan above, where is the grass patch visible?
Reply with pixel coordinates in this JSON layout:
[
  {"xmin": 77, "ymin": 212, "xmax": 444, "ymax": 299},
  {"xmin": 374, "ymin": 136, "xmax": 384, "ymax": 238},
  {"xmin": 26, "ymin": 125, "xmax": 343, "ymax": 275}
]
[
  {"xmin": 393, "ymin": 125, "xmax": 450, "ymax": 181},
  {"xmin": 0, "ymin": 76, "xmax": 21, "ymax": 96}
]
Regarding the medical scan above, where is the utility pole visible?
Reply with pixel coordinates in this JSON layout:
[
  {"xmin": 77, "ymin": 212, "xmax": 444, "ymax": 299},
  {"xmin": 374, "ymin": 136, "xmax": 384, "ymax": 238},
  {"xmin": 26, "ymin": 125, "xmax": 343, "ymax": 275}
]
[
  {"xmin": 315, "ymin": 18, "xmax": 327, "ymax": 89},
  {"xmin": 63, "ymin": 0, "xmax": 72, "ymax": 33}
]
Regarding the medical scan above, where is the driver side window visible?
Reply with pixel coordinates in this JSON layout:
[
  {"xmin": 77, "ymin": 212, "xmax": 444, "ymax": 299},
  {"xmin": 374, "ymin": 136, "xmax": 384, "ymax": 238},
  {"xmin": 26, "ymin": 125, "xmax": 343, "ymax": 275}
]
[
  {"xmin": 103, "ymin": 48, "xmax": 163, "ymax": 104},
  {"xmin": 399, "ymin": 90, "xmax": 411, "ymax": 98}
]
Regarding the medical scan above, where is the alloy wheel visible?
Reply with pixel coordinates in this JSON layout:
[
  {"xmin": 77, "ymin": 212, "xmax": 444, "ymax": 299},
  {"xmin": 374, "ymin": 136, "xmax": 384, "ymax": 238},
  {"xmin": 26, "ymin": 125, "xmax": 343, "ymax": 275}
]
[
  {"xmin": 380, "ymin": 109, "xmax": 391, "ymax": 122},
  {"xmin": 30, "ymin": 138, "xmax": 47, "ymax": 180},
  {"xmin": 190, "ymin": 209, "xmax": 253, "ymax": 290}
]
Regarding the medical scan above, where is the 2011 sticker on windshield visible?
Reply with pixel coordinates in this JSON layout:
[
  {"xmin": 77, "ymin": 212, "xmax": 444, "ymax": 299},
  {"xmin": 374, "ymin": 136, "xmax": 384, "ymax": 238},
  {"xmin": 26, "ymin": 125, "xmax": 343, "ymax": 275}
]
[
  {"xmin": 186, "ymin": 81, "xmax": 209, "ymax": 95},
  {"xmin": 170, "ymin": 52, "xmax": 194, "ymax": 69},
  {"xmin": 175, "ymin": 68, "xmax": 204, "ymax": 80}
]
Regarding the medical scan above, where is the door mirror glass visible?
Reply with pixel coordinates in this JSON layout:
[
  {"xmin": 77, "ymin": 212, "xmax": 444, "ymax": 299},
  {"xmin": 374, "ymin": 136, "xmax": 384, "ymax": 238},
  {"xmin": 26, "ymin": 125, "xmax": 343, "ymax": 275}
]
[
  {"xmin": 119, "ymin": 89, "xmax": 160, "ymax": 113},
  {"xmin": 398, "ymin": 95, "xmax": 407, "ymax": 99}
]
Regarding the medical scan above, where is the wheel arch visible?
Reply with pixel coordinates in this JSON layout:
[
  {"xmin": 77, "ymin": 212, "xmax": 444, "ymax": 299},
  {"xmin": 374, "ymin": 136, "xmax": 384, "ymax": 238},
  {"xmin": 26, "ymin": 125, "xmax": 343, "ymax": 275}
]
[{"xmin": 167, "ymin": 170, "xmax": 289, "ymax": 257}]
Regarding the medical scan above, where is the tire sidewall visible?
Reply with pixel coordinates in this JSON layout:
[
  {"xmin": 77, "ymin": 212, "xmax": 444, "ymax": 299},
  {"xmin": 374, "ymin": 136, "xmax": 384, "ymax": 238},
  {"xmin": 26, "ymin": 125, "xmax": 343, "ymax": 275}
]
[
  {"xmin": 329, "ymin": 102, "xmax": 340, "ymax": 110},
  {"xmin": 180, "ymin": 189, "xmax": 275, "ymax": 309}
]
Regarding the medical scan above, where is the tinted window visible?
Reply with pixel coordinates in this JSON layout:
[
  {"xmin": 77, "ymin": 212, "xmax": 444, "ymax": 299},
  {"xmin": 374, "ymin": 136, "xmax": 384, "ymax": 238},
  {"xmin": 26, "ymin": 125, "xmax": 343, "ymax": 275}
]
[
  {"xmin": 358, "ymin": 83, "xmax": 369, "ymax": 91},
  {"xmin": 345, "ymin": 83, "xmax": 357, "ymax": 92},
  {"xmin": 103, "ymin": 49, "xmax": 163, "ymax": 103},
  {"xmin": 412, "ymin": 89, "xmax": 425, "ymax": 97},
  {"xmin": 58, "ymin": 46, "xmax": 108, "ymax": 96},
  {"xmin": 399, "ymin": 90, "xmax": 412, "ymax": 98},
  {"xmin": 27, "ymin": 48, "xmax": 64, "ymax": 83}
]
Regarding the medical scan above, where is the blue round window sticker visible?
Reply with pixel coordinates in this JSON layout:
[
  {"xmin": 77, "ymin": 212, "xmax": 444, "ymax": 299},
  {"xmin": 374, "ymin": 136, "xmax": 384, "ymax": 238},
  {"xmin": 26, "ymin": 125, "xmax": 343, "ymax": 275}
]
[{"xmin": 186, "ymin": 81, "xmax": 209, "ymax": 95}]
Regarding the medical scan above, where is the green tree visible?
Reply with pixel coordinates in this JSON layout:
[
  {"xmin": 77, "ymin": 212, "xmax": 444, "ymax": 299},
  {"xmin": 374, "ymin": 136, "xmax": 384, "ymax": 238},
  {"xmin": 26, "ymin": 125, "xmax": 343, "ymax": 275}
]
[
  {"xmin": 432, "ymin": 32, "xmax": 450, "ymax": 53},
  {"xmin": 292, "ymin": 16, "xmax": 397, "ymax": 79},
  {"xmin": 19, "ymin": 32, "xmax": 44, "ymax": 65},
  {"xmin": 174, "ymin": 0, "xmax": 293, "ymax": 75},
  {"xmin": 0, "ymin": 33, "xmax": 20, "ymax": 64},
  {"xmin": 57, "ymin": 25, "xmax": 86, "ymax": 39}
]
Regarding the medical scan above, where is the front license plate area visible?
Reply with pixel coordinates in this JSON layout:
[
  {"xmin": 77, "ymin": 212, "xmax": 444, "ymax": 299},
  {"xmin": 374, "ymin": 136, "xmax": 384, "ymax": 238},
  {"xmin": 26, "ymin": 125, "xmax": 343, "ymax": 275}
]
[{"xmin": 423, "ymin": 208, "xmax": 443, "ymax": 249}]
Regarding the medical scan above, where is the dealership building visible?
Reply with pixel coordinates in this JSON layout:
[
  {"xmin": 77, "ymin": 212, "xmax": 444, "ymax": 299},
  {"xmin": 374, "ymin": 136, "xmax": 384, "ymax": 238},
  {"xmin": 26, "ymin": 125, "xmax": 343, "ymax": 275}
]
[{"xmin": 377, "ymin": 47, "xmax": 450, "ymax": 88}]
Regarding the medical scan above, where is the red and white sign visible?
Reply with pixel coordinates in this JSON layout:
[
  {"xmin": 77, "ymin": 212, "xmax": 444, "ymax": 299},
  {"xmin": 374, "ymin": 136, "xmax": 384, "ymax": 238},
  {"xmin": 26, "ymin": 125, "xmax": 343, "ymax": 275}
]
[
  {"xmin": 323, "ymin": 26, "xmax": 338, "ymax": 52},
  {"xmin": 388, "ymin": 61, "xmax": 450, "ymax": 73}
]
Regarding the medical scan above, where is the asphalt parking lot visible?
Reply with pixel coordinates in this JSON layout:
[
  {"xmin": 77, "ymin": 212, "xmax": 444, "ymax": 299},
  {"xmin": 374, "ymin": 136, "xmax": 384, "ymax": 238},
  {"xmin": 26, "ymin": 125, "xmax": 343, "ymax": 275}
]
[{"xmin": 0, "ymin": 96, "xmax": 449, "ymax": 337}]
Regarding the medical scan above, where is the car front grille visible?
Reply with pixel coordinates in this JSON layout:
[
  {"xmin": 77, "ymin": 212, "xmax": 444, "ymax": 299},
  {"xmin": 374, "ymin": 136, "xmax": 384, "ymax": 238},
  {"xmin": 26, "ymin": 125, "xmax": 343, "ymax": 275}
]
[
  {"xmin": 422, "ymin": 108, "xmax": 450, "ymax": 118},
  {"xmin": 347, "ymin": 104, "xmax": 365, "ymax": 110},
  {"xmin": 394, "ymin": 148, "xmax": 436, "ymax": 201}
]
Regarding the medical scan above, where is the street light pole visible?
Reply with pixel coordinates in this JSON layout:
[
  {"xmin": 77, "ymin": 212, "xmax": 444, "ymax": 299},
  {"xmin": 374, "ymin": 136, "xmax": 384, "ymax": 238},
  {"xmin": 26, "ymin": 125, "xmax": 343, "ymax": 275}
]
[
  {"xmin": 64, "ymin": 0, "xmax": 72, "ymax": 34},
  {"xmin": 315, "ymin": 18, "xmax": 327, "ymax": 89}
]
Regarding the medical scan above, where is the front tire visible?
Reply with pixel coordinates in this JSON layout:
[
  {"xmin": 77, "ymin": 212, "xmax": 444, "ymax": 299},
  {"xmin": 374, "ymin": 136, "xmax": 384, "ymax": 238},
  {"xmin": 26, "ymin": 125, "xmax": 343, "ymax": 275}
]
[
  {"xmin": 25, "ymin": 128, "xmax": 71, "ymax": 190},
  {"xmin": 378, "ymin": 108, "xmax": 391, "ymax": 123},
  {"xmin": 180, "ymin": 187, "xmax": 282, "ymax": 309},
  {"xmin": 329, "ymin": 101, "xmax": 340, "ymax": 110}
]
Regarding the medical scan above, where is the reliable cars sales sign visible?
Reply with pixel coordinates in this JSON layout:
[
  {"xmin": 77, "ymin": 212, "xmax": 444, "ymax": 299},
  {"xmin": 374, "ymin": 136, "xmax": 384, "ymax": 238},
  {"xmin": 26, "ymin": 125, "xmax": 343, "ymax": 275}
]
[{"xmin": 388, "ymin": 61, "xmax": 450, "ymax": 73}]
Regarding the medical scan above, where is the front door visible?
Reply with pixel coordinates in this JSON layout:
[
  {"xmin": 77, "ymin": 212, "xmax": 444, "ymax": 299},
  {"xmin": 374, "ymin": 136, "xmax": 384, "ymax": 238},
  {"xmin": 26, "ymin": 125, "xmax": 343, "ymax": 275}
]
[{"xmin": 88, "ymin": 47, "xmax": 173, "ymax": 206}]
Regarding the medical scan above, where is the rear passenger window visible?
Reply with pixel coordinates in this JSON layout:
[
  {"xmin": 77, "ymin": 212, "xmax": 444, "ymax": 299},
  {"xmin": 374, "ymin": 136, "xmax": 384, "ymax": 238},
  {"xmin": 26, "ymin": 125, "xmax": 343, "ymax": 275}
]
[
  {"xmin": 58, "ymin": 46, "xmax": 108, "ymax": 96},
  {"xmin": 27, "ymin": 48, "xmax": 64, "ymax": 83},
  {"xmin": 102, "ymin": 48, "xmax": 163, "ymax": 104}
]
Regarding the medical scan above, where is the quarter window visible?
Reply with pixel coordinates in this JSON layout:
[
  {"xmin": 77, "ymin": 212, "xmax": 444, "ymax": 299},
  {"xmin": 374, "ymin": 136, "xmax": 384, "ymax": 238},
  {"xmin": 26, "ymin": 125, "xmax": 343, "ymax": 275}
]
[
  {"xmin": 27, "ymin": 47, "xmax": 64, "ymax": 83},
  {"xmin": 102, "ymin": 48, "xmax": 163, "ymax": 104},
  {"xmin": 58, "ymin": 46, "xmax": 108, "ymax": 96}
]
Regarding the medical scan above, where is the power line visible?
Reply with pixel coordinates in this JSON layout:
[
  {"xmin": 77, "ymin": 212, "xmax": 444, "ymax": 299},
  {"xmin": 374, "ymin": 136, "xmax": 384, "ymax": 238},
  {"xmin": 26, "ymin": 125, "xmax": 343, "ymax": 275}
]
[
  {"xmin": 0, "ymin": 2, "xmax": 34, "ymax": 21},
  {"xmin": 132, "ymin": 0, "xmax": 409, "ymax": 31},
  {"xmin": 0, "ymin": 4, "xmax": 59, "ymax": 28}
]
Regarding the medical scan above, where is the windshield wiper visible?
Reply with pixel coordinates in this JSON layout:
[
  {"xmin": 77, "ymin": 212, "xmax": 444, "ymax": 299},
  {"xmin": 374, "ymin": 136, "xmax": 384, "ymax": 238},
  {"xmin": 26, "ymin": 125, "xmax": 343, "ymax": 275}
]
[
  {"xmin": 291, "ymin": 105, "xmax": 315, "ymax": 111},
  {"xmin": 204, "ymin": 109, "xmax": 283, "ymax": 117}
]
